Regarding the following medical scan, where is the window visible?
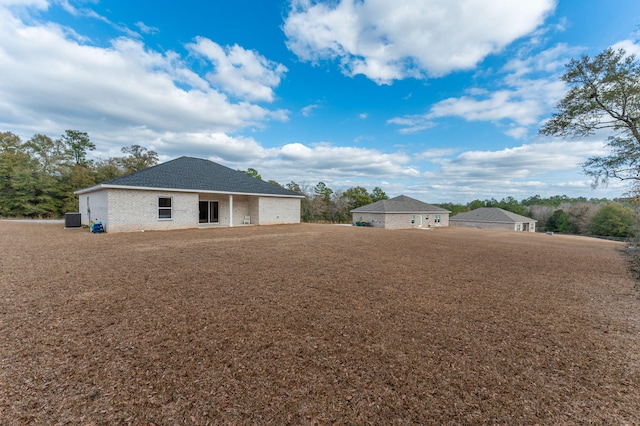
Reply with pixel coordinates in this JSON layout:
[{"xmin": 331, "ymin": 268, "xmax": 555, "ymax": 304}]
[
  {"xmin": 435, "ymin": 214, "xmax": 441, "ymax": 223},
  {"xmin": 158, "ymin": 197, "xmax": 172, "ymax": 219},
  {"xmin": 199, "ymin": 200, "xmax": 219, "ymax": 224}
]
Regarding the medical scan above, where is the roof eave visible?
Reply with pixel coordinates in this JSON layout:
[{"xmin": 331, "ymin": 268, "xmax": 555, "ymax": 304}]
[
  {"xmin": 74, "ymin": 184, "xmax": 106, "ymax": 195},
  {"xmin": 450, "ymin": 219, "xmax": 537, "ymax": 223},
  {"xmin": 75, "ymin": 184, "xmax": 304, "ymax": 198},
  {"xmin": 351, "ymin": 210, "xmax": 451, "ymax": 214}
]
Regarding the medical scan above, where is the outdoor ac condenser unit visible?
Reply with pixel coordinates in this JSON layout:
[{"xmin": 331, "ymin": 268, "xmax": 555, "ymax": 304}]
[{"xmin": 64, "ymin": 212, "xmax": 82, "ymax": 228}]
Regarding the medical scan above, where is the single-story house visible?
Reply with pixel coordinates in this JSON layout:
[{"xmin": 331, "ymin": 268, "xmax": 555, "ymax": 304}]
[
  {"xmin": 350, "ymin": 195, "xmax": 450, "ymax": 229},
  {"xmin": 75, "ymin": 156, "xmax": 304, "ymax": 233},
  {"xmin": 449, "ymin": 207, "xmax": 537, "ymax": 232}
]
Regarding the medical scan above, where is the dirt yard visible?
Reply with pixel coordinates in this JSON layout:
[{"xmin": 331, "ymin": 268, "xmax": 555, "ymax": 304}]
[{"xmin": 1, "ymin": 221, "xmax": 639, "ymax": 425}]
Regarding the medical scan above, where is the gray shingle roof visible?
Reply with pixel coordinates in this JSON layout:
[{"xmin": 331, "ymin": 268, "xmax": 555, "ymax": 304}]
[
  {"xmin": 351, "ymin": 195, "xmax": 450, "ymax": 213},
  {"xmin": 450, "ymin": 207, "xmax": 536, "ymax": 223},
  {"xmin": 78, "ymin": 156, "xmax": 302, "ymax": 197}
]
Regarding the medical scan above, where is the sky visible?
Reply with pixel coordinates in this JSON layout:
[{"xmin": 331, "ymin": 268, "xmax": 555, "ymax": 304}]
[{"xmin": 1, "ymin": 0, "xmax": 640, "ymax": 203}]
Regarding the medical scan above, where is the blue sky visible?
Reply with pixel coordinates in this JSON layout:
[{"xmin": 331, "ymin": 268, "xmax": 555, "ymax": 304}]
[{"xmin": 1, "ymin": 0, "xmax": 639, "ymax": 203}]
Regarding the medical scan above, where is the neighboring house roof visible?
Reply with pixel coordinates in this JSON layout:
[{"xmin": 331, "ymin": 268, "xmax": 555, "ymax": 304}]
[
  {"xmin": 76, "ymin": 156, "xmax": 303, "ymax": 197},
  {"xmin": 450, "ymin": 207, "xmax": 537, "ymax": 223},
  {"xmin": 351, "ymin": 195, "xmax": 450, "ymax": 214}
]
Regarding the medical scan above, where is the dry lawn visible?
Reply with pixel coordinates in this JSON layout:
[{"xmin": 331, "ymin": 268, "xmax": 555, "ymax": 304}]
[{"xmin": 1, "ymin": 221, "xmax": 639, "ymax": 425}]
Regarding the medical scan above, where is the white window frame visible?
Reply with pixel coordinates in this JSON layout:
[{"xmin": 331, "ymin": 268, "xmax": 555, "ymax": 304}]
[
  {"xmin": 158, "ymin": 197, "xmax": 173, "ymax": 220},
  {"xmin": 435, "ymin": 214, "xmax": 441, "ymax": 223}
]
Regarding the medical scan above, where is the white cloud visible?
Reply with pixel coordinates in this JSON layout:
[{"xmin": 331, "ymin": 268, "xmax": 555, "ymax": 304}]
[
  {"xmin": 0, "ymin": 0, "xmax": 47, "ymax": 7},
  {"xmin": 429, "ymin": 91, "xmax": 542, "ymax": 126},
  {"xmin": 56, "ymin": 0, "xmax": 80, "ymax": 16},
  {"xmin": 416, "ymin": 148, "xmax": 458, "ymax": 160},
  {"xmin": 502, "ymin": 43, "xmax": 578, "ymax": 77},
  {"xmin": 0, "ymin": 1, "xmax": 626, "ymax": 204},
  {"xmin": 505, "ymin": 127, "xmax": 529, "ymax": 139},
  {"xmin": 405, "ymin": 139, "xmax": 619, "ymax": 202},
  {"xmin": 430, "ymin": 140, "xmax": 606, "ymax": 181},
  {"xmin": 389, "ymin": 44, "xmax": 571, "ymax": 136},
  {"xmin": 49, "ymin": 1, "xmax": 142, "ymax": 38},
  {"xmin": 0, "ymin": 2, "xmax": 423, "ymax": 189},
  {"xmin": 0, "ymin": 2, "xmax": 288, "ymax": 162},
  {"xmin": 386, "ymin": 116, "xmax": 436, "ymax": 134},
  {"xmin": 612, "ymin": 39, "xmax": 640, "ymax": 56},
  {"xmin": 284, "ymin": 0, "xmax": 556, "ymax": 84},
  {"xmin": 301, "ymin": 103, "xmax": 320, "ymax": 117},
  {"xmin": 155, "ymin": 132, "xmax": 274, "ymax": 163},
  {"xmin": 276, "ymin": 142, "xmax": 418, "ymax": 176},
  {"xmin": 187, "ymin": 37, "xmax": 288, "ymax": 102},
  {"xmin": 135, "ymin": 21, "xmax": 159, "ymax": 35}
]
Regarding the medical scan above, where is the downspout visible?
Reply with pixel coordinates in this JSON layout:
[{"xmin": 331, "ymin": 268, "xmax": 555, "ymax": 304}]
[{"xmin": 229, "ymin": 194, "xmax": 233, "ymax": 227}]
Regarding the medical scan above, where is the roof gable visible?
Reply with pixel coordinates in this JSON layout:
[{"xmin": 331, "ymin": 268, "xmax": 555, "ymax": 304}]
[
  {"xmin": 79, "ymin": 156, "xmax": 301, "ymax": 197},
  {"xmin": 450, "ymin": 207, "xmax": 536, "ymax": 223},
  {"xmin": 351, "ymin": 195, "xmax": 450, "ymax": 214}
]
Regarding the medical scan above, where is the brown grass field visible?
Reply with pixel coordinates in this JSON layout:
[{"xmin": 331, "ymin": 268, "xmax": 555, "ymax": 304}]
[{"xmin": 1, "ymin": 221, "xmax": 639, "ymax": 425}]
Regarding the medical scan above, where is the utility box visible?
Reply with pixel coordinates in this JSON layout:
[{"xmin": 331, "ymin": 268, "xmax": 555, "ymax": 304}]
[{"xmin": 64, "ymin": 212, "xmax": 82, "ymax": 228}]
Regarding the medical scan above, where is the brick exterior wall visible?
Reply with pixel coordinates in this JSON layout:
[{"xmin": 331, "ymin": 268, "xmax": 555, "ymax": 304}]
[
  {"xmin": 79, "ymin": 188, "xmax": 301, "ymax": 232},
  {"xmin": 106, "ymin": 189, "xmax": 198, "ymax": 232},
  {"xmin": 258, "ymin": 197, "xmax": 301, "ymax": 225},
  {"xmin": 450, "ymin": 220, "xmax": 536, "ymax": 232},
  {"xmin": 79, "ymin": 189, "xmax": 109, "ymax": 227},
  {"xmin": 231, "ymin": 195, "xmax": 249, "ymax": 226},
  {"xmin": 352, "ymin": 212, "xmax": 449, "ymax": 229}
]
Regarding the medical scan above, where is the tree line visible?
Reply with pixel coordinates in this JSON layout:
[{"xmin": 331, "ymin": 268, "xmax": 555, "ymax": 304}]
[
  {"xmin": 2, "ymin": 130, "xmax": 637, "ymax": 238},
  {"xmin": 239, "ymin": 44, "xmax": 640, "ymax": 240},
  {"xmin": 0, "ymin": 129, "xmax": 393, "ymax": 222},
  {"xmin": 442, "ymin": 196, "xmax": 637, "ymax": 238},
  {"xmin": 246, "ymin": 168, "xmax": 637, "ymax": 238},
  {"xmin": 270, "ymin": 180, "xmax": 636, "ymax": 238},
  {"xmin": 0, "ymin": 130, "xmax": 158, "ymax": 217},
  {"xmin": 240, "ymin": 173, "xmax": 390, "ymax": 224},
  {"xmin": 293, "ymin": 182, "xmax": 390, "ymax": 223}
]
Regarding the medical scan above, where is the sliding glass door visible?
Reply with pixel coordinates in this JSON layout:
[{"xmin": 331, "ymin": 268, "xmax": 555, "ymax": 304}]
[{"xmin": 199, "ymin": 201, "xmax": 219, "ymax": 223}]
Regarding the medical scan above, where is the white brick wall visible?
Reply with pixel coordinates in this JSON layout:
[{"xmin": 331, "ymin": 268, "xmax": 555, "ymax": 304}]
[
  {"xmin": 79, "ymin": 189, "xmax": 301, "ymax": 232},
  {"xmin": 258, "ymin": 197, "xmax": 301, "ymax": 224},
  {"xmin": 248, "ymin": 197, "xmax": 259, "ymax": 224},
  {"xmin": 352, "ymin": 212, "xmax": 387, "ymax": 228},
  {"xmin": 385, "ymin": 214, "xmax": 419, "ymax": 229},
  {"xmin": 106, "ymin": 189, "xmax": 198, "ymax": 233},
  {"xmin": 450, "ymin": 220, "xmax": 536, "ymax": 232},
  {"xmin": 79, "ymin": 190, "xmax": 109, "ymax": 227},
  {"xmin": 231, "ymin": 195, "xmax": 250, "ymax": 226},
  {"xmin": 352, "ymin": 212, "xmax": 449, "ymax": 229}
]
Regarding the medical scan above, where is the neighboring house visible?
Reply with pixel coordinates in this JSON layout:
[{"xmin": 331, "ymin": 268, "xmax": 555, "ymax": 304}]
[
  {"xmin": 350, "ymin": 195, "xmax": 450, "ymax": 229},
  {"xmin": 75, "ymin": 156, "xmax": 303, "ymax": 233},
  {"xmin": 449, "ymin": 207, "xmax": 537, "ymax": 232}
]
